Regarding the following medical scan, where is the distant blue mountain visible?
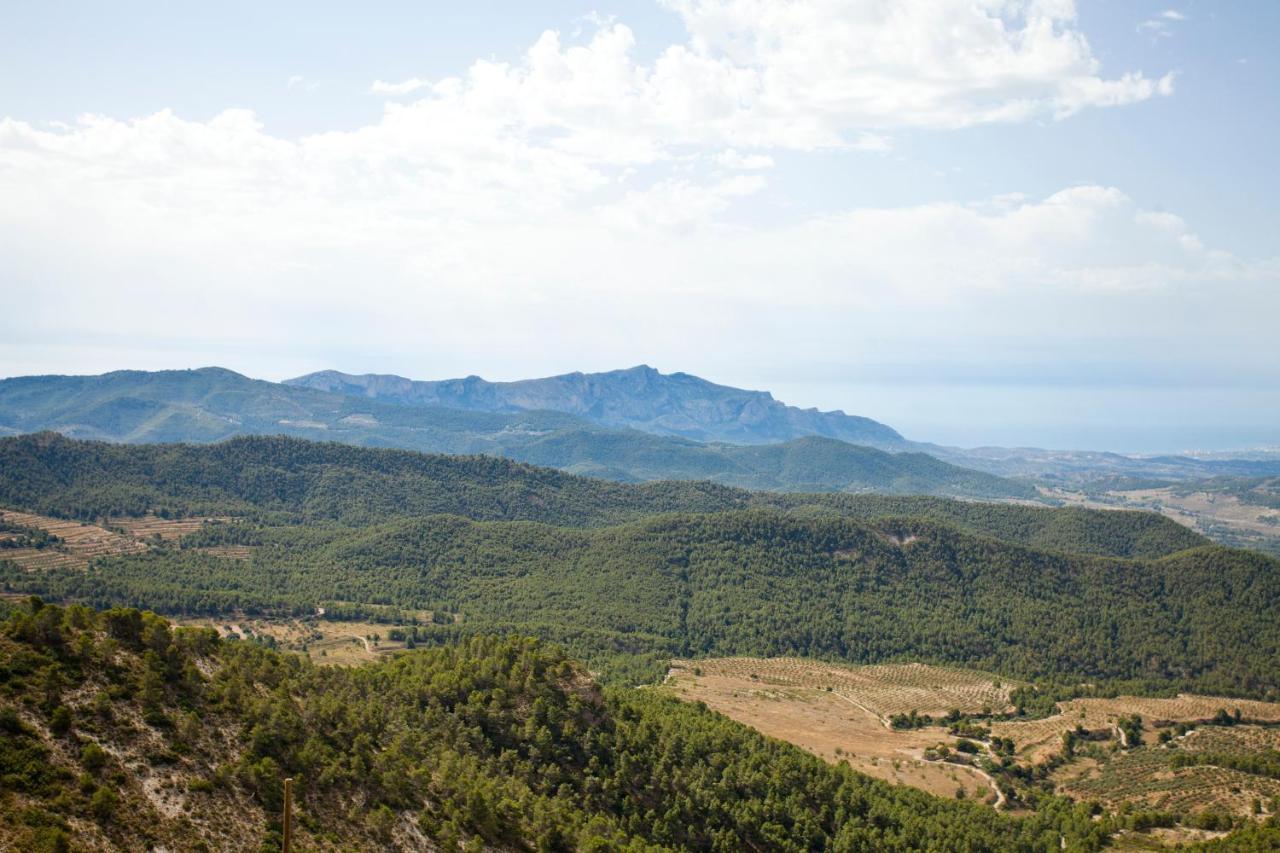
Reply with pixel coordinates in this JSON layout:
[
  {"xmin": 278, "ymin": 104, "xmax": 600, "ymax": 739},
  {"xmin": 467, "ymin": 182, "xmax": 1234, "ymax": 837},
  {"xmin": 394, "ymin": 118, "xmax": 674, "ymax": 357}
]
[
  {"xmin": 0, "ymin": 367, "xmax": 1032, "ymax": 499},
  {"xmin": 286, "ymin": 364, "xmax": 906, "ymax": 447}
]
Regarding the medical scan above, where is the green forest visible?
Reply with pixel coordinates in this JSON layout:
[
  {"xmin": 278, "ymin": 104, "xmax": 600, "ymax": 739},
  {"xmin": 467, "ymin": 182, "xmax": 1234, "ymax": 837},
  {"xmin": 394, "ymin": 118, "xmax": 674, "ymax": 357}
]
[
  {"xmin": 0, "ymin": 434, "xmax": 1273, "ymax": 697},
  {"xmin": 3, "ymin": 434, "xmax": 1280, "ymax": 849},
  {"xmin": 0, "ymin": 599, "xmax": 1185, "ymax": 851}
]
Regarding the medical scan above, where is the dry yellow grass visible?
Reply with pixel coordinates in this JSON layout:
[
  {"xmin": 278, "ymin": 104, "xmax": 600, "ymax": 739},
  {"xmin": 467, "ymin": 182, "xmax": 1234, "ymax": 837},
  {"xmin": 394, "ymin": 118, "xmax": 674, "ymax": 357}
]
[
  {"xmin": 668, "ymin": 656, "xmax": 1280, "ymax": 823},
  {"xmin": 673, "ymin": 656, "xmax": 1016, "ymax": 720},
  {"xmin": 665, "ymin": 658, "xmax": 1015, "ymax": 803}
]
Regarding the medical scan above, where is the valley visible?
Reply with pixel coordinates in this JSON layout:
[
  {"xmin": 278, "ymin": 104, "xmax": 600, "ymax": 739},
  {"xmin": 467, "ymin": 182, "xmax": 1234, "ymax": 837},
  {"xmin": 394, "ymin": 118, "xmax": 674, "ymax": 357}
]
[{"xmin": 8, "ymin": 1, "xmax": 1279, "ymax": 847}]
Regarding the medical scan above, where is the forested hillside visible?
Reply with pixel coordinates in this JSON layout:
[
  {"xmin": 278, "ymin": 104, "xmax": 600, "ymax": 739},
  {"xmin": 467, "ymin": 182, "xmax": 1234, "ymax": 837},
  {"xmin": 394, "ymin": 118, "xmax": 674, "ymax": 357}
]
[
  {"xmin": 2, "ymin": 438, "xmax": 1278, "ymax": 850},
  {"xmin": 0, "ymin": 433, "xmax": 1196, "ymax": 554},
  {"xmin": 5, "ymin": 510, "xmax": 1273, "ymax": 697},
  {"xmin": 0, "ymin": 600, "xmax": 1124, "ymax": 852},
  {"xmin": 3, "ymin": 433, "xmax": 1267, "ymax": 697}
]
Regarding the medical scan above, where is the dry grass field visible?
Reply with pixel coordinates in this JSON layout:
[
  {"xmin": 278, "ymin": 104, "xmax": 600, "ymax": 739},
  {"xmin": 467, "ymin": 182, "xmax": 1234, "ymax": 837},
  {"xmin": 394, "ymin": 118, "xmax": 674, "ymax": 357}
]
[
  {"xmin": 0, "ymin": 509, "xmax": 148, "ymax": 570},
  {"xmin": 672, "ymin": 656, "xmax": 1016, "ymax": 720},
  {"xmin": 667, "ymin": 656, "xmax": 1280, "ymax": 828},
  {"xmin": 664, "ymin": 658, "xmax": 1016, "ymax": 802}
]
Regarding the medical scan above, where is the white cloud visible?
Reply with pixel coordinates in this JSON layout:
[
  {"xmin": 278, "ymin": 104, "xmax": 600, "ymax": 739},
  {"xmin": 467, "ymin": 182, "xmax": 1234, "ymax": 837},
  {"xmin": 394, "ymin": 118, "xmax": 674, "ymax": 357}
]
[
  {"xmin": 714, "ymin": 149, "xmax": 774, "ymax": 170},
  {"xmin": 655, "ymin": 0, "xmax": 1173, "ymax": 135},
  {"xmin": 1140, "ymin": 8, "xmax": 1187, "ymax": 37},
  {"xmin": 0, "ymin": 99, "xmax": 1270, "ymax": 374},
  {"xmin": 370, "ymin": 77, "xmax": 430, "ymax": 96},
  {"xmin": 852, "ymin": 132, "xmax": 892, "ymax": 152},
  {"xmin": 1, "ymin": 1, "xmax": 1260, "ymax": 390},
  {"xmin": 600, "ymin": 173, "xmax": 768, "ymax": 229},
  {"xmin": 367, "ymin": 0, "xmax": 1171, "ymax": 153}
]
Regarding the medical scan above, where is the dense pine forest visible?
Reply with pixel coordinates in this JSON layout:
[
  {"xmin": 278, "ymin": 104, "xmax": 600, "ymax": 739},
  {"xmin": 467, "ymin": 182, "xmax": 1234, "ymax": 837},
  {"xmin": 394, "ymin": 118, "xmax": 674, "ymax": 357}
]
[
  {"xmin": 0, "ymin": 598, "xmax": 1172, "ymax": 851},
  {"xmin": 0, "ymin": 432, "xmax": 1201, "ymax": 551},
  {"xmin": 0, "ymin": 434, "xmax": 1271, "ymax": 695}
]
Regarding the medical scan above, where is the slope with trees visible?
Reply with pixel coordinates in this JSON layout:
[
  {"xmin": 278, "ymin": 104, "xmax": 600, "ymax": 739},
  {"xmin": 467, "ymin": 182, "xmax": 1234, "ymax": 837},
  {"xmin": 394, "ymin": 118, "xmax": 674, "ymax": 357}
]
[{"xmin": 0, "ymin": 599, "xmax": 1134, "ymax": 851}]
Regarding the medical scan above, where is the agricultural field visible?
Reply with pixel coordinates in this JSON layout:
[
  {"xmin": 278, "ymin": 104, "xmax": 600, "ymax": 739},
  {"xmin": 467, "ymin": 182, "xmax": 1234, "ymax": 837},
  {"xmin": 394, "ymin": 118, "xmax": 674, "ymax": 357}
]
[
  {"xmin": 668, "ymin": 656, "xmax": 1280, "ymax": 830},
  {"xmin": 191, "ymin": 545, "xmax": 254, "ymax": 559},
  {"xmin": 672, "ymin": 656, "xmax": 1016, "ymax": 719},
  {"xmin": 1056, "ymin": 726, "xmax": 1280, "ymax": 819},
  {"xmin": 0, "ymin": 508, "xmax": 147, "ymax": 571},
  {"xmin": 664, "ymin": 658, "xmax": 1016, "ymax": 802},
  {"xmin": 107, "ymin": 513, "xmax": 231, "ymax": 541},
  {"xmin": 991, "ymin": 695, "xmax": 1280, "ymax": 763},
  {"xmin": 0, "ymin": 509, "xmax": 240, "ymax": 571}
]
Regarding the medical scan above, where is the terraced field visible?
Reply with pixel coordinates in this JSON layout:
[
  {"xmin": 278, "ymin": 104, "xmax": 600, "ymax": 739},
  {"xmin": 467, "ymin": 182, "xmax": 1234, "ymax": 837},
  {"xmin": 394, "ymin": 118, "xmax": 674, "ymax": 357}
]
[
  {"xmin": 109, "ymin": 514, "xmax": 230, "ymax": 541},
  {"xmin": 992, "ymin": 695, "xmax": 1280, "ymax": 763},
  {"xmin": 668, "ymin": 656, "xmax": 1280, "ymax": 827},
  {"xmin": 1056, "ymin": 726, "xmax": 1280, "ymax": 818},
  {"xmin": 0, "ymin": 509, "xmax": 240, "ymax": 571},
  {"xmin": 0, "ymin": 547, "xmax": 85, "ymax": 572},
  {"xmin": 192, "ymin": 545, "xmax": 255, "ymax": 559},
  {"xmin": 0, "ymin": 509, "xmax": 147, "ymax": 570}
]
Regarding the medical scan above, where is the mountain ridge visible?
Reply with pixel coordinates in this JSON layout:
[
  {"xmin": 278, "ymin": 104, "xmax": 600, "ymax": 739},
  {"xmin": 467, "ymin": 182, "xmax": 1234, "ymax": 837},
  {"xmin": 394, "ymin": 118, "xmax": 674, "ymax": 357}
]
[
  {"xmin": 0, "ymin": 369, "xmax": 1031, "ymax": 499},
  {"xmin": 286, "ymin": 364, "xmax": 908, "ymax": 447}
]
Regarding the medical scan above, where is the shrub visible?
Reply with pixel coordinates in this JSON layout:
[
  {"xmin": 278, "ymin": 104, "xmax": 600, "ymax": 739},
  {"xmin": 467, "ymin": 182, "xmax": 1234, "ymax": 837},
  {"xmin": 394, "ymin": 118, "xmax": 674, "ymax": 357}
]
[
  {"xmin": 89, "ymin": 786, "xmax": 118, "ymax": 820},
  {"xmin": 49, "ymin": 706, "xmax": 72, "ymax": 737},
  {"xmin": 80, "ymin": 742, "xmax": 108, "ymax": 773}
]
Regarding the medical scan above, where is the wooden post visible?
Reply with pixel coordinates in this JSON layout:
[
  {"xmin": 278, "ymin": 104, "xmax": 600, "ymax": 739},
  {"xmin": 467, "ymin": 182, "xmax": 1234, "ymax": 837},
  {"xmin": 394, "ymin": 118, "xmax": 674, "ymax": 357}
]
[{"xmin": 283, "ymin": 777, "xmax": 293, "ymax": 853}]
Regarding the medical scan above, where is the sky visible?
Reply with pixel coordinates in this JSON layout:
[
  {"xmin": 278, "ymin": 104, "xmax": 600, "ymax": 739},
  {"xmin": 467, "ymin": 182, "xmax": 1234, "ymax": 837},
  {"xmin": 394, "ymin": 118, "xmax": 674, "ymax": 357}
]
[{"xmin": 1, "ymin": 0, "xmax": 1277, "ymax": 452}]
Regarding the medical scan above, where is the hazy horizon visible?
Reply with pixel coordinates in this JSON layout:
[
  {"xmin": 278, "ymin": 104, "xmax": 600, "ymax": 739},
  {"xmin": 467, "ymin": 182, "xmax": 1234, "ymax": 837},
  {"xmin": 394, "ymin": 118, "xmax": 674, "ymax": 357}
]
[{"xmin": 2, "ymin": 360, "xmax": 1275, "ymax": 455}]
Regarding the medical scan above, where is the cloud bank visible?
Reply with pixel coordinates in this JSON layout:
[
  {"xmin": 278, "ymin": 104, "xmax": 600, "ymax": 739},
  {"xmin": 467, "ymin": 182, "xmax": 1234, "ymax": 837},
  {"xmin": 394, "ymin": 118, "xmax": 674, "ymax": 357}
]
[{"xmin": 0, "ymin": 0, "xmax": 1271, "ymax": 416}]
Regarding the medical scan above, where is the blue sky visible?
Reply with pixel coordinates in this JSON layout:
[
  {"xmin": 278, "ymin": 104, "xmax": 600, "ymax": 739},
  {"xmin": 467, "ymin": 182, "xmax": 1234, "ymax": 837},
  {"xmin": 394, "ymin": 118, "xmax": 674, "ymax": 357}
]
[{"xmin": 2, "ymin": 1, "xmax": 1277, "ymax": 451}]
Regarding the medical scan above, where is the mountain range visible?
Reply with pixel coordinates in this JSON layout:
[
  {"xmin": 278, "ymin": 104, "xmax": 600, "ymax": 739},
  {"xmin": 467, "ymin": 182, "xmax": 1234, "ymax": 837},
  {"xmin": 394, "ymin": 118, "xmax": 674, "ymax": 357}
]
[
  {"xmin": 286, "ymin": 365, "xmax": 907, "ymax": 447},
  {"xmin": 0, "ymin": 368, "xmax": 1030, "ymax": 499},
  {"xmin": 286, "ymin": 367, "xmax": 1280, "ymax": 483},
  {"xmin": 4, "ymin": 365, "xmax": 1279, "ymax": 497}
]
